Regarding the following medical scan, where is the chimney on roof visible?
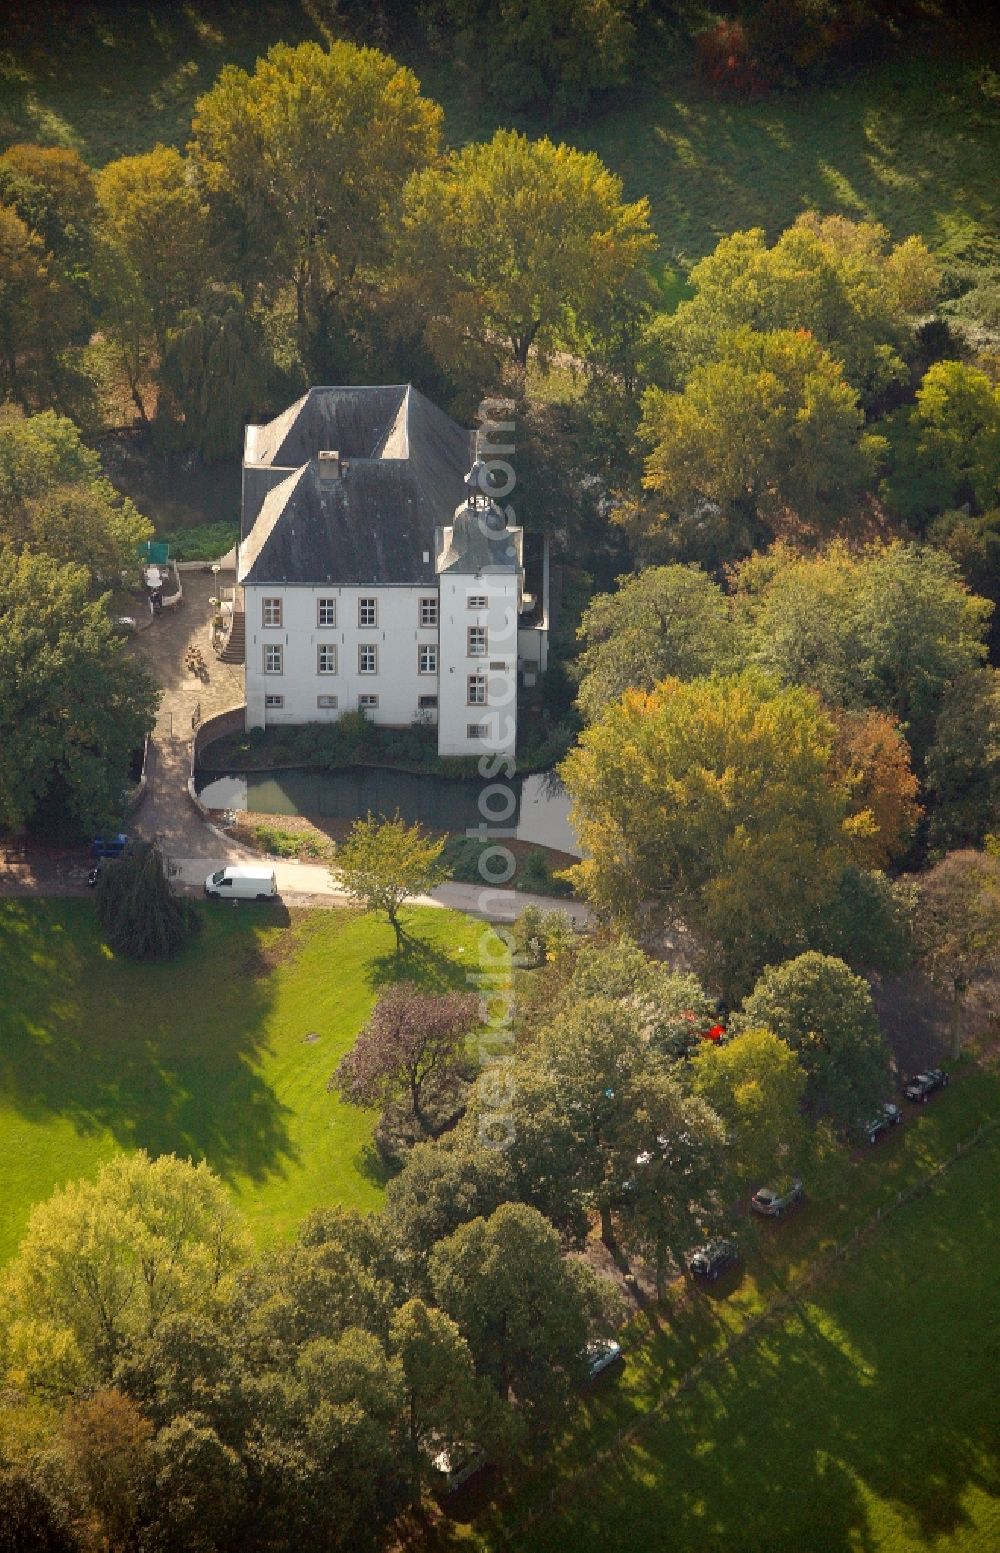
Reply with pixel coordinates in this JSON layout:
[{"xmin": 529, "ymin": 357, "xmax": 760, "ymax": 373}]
[{"xmin": 318, "ymin": 450, "xmax": 342, "ymax": 483}]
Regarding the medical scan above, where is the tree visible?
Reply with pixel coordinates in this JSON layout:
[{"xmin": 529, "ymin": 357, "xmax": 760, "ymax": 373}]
[
  {"xmin": 0, "ymin": 144, "xmax": 96, "ymax": 266},
  {"xmin": 331, "ymin": 982, "xmax": 479, "ymax": 1144},
  {"xmin": 574, "ymin": 565, "xmax": 732, "ymax": 722},
  {"xmin": 561, "ymin": 671, "xmax": 855, "ymax": 997},
  {"xmin": 95, "ymin": 841, "xmax": 201, "ymax": 961},
  {"xmin": 734, "ymin": 540, "xmax": 992, "ymax": 767},
  {"xmin": 442, "ymin": 0, "xmax": 635, "ymax": 117},
  {"xmin": 389, "ymin": 1298, "xmax": 499, "ymax": 1478},
  {"xmin": 735, "ymin": 952, "xmax": 890, "ymax": 1127},
  {"xmin": 61, "ymin": 1390, "xmax": 153, "ymax": 1551},
  {"xmin": 926, "ymin": 669, "xmax": 1000, "ymax": 850},
  {"xmin": 0, "ymin": 548, "xmax": 157, "ymax": 834},
  {"xmin": 2, "ymin": 1153, "xmax": 251, "ymax": 1389},
  {"xmin": 634, "ymin": 327, "xmax": 883, "ymax": 554},
  {"xmin": 884, "ymin": 360, "xmax": 1000, "ymax": 522},
  {"xmin": 398, "ymin": 130, "xmax": 654, "ymax": 377},
  {"xmin": 191, "ymin": 40, "xmax": 441, "ymax": 337},
  {"xmin": 147, "ymin": 1414, "xmax": 247, "ymax": 1553},
  {"xmin": 428, "ymin": 1202, "xmax": 614, "ymax": 1430},
  {"xmin": 690, "ymin": 1027, "xmax": 808, "ymax": 1200},
  {"xmin": 648, "ymin": 214, "xmax": 939, "ymax": 406},
  {"xmin": 333, "ymin": 813, "xmax": 448, "ymax": 949},
  {"xmin": 914, "ymin": 851, "xmax": 1000, "ymax": 1059},
  {"xmin": 0, "ymin": 203, "xmax": 81, "ymax": 406},
  {"xmin": 830, "ymin": 707, "xmax": 921, "ymax": 868},
  {"xmin": 0, "ymin": 1467, "xmax": 78, "ymax": 1553},
  {"xmin": 566, "ymin": 934, "xmax": 719, "ymax": 1058},
  {"xmin": 159, "ymin": 288, "xmax": 270, "ymax": 461},
  {"xmin": 95, "ymin": 146, "xmax": 214, "ymax": 351},
  {"xmin": 382, "ymin": 1136, "xmax": 515, "ymax": 1286}
]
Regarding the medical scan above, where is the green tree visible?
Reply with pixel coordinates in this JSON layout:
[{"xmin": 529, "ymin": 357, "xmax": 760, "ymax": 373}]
[
  {"xmin": 0, "ymin": 1466, "xmax": 78, "ymax": 1553},
  {"xmin": 0, "ymin": 203, "xmax": 81, "ymax": 407},
  {"xmin": 735, "ymin": 951, "xmax": 889, "ymax": 1127},
  {"xmin": 566, "ymin": 934, "xmax": 719, "ymax": 1058},
  {"xmin": 0, "ymin": 548, "xmax": 157, "ymax": 834},
  {"xmin": 159, "ymin": 288, "xmax": 269, "ymax": 461},
  {"xmin": 95, "ymin": 146, "xmax": 214, "ymax": 351},
  {"xmin": 428, "ymin": 1202, "xmax": 614, "ymax": 1429},
  {"xmin": 147, "ymin": 1414, "xmax": 247, "ymax": 1553},
  {"xmin": 634, "ymin": 327, "xmax": 883, "ymax": 554},
  {"xmin": 442, "ymin": 0, "xmax": 635, "ymax": 117},
  {"xmin": 333, "ymin": 813, "xmax": 448, "ymax": 950},
  {"xmin": 914, "ymin": 850, "xmax": 1000, "ymax": 1060},
  {"xmin": 649, "ymin": 214, "xmax": 939, "ymax": 405},
  {"xmin": 398, "ymin": 129, "xmax": 654, "ymax": 377},
  {"xmin": 690, "ymin": 1026, "xmax": 808, "ymax": 1199},
  {"xmin": 191, "ymin": 40, "xmax": 441, "ymax": 337},
  {"xmin": 926, "ymin": 669, "xmax": 1000, "ymax": 850},
  {"xmin": 95, "ymin": 841, "xmax": 201, "ymax": 961},
  {"xmin": 2, "ymin": 1154, "xmax": 251, "ymax": 1390},
  {"xmin": 734, "ymin": 540, "xmax": 992, "ymax": 766},
  {"xmin": 562, "ymin": 671, "xmax": 855, "ymax": 997},
  {"xmin": 884, "ymin": 360, "xmax": 1000, "ymax": 522},
  {"xmin": 382, "ymin": 1136, "xmax": 515, "ymax": 1288},
  {"xmin": 389, "ymin": 1297, "xmax": 500, "ymax": 1479},
  {"xmin": 574, "ymin": 565, "xmax": 732, "ymax": 722}
]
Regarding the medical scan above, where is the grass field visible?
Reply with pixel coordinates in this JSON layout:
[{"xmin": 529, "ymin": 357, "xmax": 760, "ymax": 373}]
[
  {"xmin": 1, "ymin": 4, "xmax": 997, "ymax": 279},
  {"xmin": 505, "ymin": 1132, "xmax": 1000, "ymax": 1553},
  {"xmin": 0, "ymin": 897, "xmax": 491, "ymax": 1260}
]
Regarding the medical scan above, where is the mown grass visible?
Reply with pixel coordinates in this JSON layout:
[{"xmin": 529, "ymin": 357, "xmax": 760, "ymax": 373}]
[
  {"xmin": 426, "ymin": 1069, "xmax": 1000, "ymax": 1551},
  {"xmin": 1, "ymin": 5, "xmax": 997, "ymax": 279},
  {"xmin": 0, "ymin": 897, "xmax": 490, "ymax": 1258}
]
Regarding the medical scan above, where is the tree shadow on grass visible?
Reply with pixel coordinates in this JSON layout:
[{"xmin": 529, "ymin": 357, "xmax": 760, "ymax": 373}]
[
  {"xmin": 365, "ymin": 924, "xmax": 474, "ymax": 995},
  {"xmin": 0, "ymin": 898, "xmax": 298, "ymax": 1188}
]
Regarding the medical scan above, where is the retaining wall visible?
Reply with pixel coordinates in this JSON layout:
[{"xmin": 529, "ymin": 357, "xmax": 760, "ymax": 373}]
[{"xmin": 187, "ymin": 704, "xmax": 247, "ymax": 817}]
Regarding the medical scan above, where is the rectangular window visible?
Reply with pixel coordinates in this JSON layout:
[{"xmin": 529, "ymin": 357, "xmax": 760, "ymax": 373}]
[
  {"xmin": 263, "ymin": 644, "xmax": 283, "ymax": 675},
  {"xmin": 467, "ymin": 723, "xmax": 488, "ymax": 739},
  {"xmin": 262, "ymin": 597, "xmax": 282, "ymax": 628},
  {"xmin": 358, "ymin": 694, "xmax": 379, "ymax": 714},
  {"xmin": 467, "ymin": 594, "xmax": 488, "ymax": 609},
  {"xmin": 418, "ymin": 644, "xmax": 438, "ymax": 675},
  {"xmin": 317, "ymin": 597, "xmax": 336, "ymax": 627},
  {"xmin": 358, "ymin": 643, "xmax": 378, "ymax": 674},
  {"xmin": 467, "ymin": 625, "xmax": 488, "ymax": 657},
  {"xmin": 467, "ymin": 673, "xmax": 487, "ymax": 705},
  {"xmin": 358, "ymin": 597, "xmax": 377, "ymax": 627},
  {"xmin": 419, "ymin": 596, "xmax": 438, "ymax": 627},
  {"xmin": 265, "ymin": 693, "xmax": 284, "ymax": 709},
  {"xmin": 418, "ymin": 694, "xmax": 438, "ymax": 710},
  {"xmin": 317, "ymin": 644, "xmax": 337, "ymax": 675},
  {"xmin": 317, "ymin": 694, "xmax": 339, "ymax": 709}
]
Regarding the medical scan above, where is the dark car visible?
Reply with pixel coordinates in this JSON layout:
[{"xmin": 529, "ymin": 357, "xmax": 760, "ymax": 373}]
[
  {"xmin": 687, "ymin": 1237, "xmax": 740, "ymax": 1281},
  {"xmin": 90, "ymin": 834, "xmax": 128, "ymax": 860},
  {"xmin": 751, "ymin": 1179, "xmax": 804, "ymax": 1217},
  {"xmin": 904, "ymin": 1069, "xmax": 950, "ymax": 1103},
  {"xmin": 857, "ymin": 1101, "xmax": 903, "ymax": 1145},
  {"xmin": 86, "ymin": 862, "xmax": 102, "ymax": 888}
]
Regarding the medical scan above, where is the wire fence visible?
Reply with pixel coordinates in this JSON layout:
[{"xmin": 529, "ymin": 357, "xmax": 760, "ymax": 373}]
[{"xmin": 499, "ymin": 1113, "xmax": 1000, "ymax": 1545}]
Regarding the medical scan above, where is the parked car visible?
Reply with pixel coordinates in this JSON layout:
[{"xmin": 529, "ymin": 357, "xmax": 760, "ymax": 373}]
[
  {"xmin": 429, "ymin": 1444, "xmax": 488, "ymax": 1493},
  {"xmin": 204, "ymin": 865, "xmax": 278, "ymax": 901},
  {"xmin": 904, "ymin": 1069, "xmax": 950, "ymax": 1103},
  {"xmin": 90, "ymin": 834, "xmax": 128, "ymax": 859},
  {"xmin": 857, "ymin": 1101, "xmax": 903, "ymax": 1145},
  {"xmin": 751, "ymin": 1179, "xmax": 804, "ymax": 1217},
  {"xmin": 687, "ymin": 1237, "xmax": 740, "ymax": 1281},
  {"xmin": 583, "ymin": 1338, "xmax": 622, "ymax": 1380}
]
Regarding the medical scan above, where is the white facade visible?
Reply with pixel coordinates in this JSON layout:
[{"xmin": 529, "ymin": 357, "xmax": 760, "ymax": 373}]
[
  {"xmin": 244, "ymin": 584, "xmax": 442, "ymax": 732},
  {"xmin": 436, "ymin": 570, "xmax": 519, "ymax": 758}
]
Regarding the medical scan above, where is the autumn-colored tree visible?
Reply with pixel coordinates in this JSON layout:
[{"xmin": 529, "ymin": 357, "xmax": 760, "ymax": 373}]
[
  {"xmin": 562, "ymin": 671, "xmax": 855, "ymax": 997},
  {"xmin": 61, "ymin": 1390, "xmax": 153, "ymax": 1550},
  {"xmin": 914, "ymin": 850, "xmax": 1000, "ymax": 1059},
  {"xmin": 333, "ymin": 813, "xmax": 448, "ymax": 949},
  {"xmin": 0, "ymin": 202, "xmax": 81, "ymax": 406},
  {"xmin": 633, "ymin": 327, "xmax": 883, "ymax": 554},
  {"xmin": 398, "ymin": 129, "xmax": 654, "ymax": 378},
  {"xmin": 96, "ymin": 145, "xmax": 215, "ymax": 350},
  {"xmin": 191, "ymin": 40, "xmax": 441, "ymax": 333},
  {"xmin": 331, "ymin": 982, "xmax": 479, "ymax": 1141},
  {"xmin": 830, "ymin": 707, "xmax": 921, "ymax": 867}
]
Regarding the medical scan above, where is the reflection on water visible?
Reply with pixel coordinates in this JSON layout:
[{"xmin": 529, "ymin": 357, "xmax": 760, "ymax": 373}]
[{"xmin": 195, "ymin": 766, "xmax": 580, "ymax": 856}]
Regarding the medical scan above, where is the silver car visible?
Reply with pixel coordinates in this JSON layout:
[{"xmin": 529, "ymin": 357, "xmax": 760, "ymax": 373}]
[{"xmin": 751, "ymin": 1178, "xmax": 804, "ymax": 1217}]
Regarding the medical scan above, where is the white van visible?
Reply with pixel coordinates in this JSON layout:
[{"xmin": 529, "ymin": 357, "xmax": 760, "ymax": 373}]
[{"xmin": 204, "ymin": 865, "xmax": 278, "ymax": 901}]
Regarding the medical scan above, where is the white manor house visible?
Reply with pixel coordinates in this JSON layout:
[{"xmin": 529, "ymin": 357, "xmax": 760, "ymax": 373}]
[{"xmin": 236, "ymin": 385, "xmax": 548, "ymax": 759}]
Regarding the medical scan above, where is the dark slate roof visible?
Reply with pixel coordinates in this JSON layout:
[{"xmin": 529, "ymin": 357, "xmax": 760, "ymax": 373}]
[{"xmin": 240, "ymin": 386, "xmax": 476, "ymax": 587}]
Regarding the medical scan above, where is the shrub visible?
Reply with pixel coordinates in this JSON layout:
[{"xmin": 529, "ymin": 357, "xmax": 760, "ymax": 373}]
[
  {"xmin": 160, "ymin": 521, "xmax": 239, "ymax": 562},
  {"xmin": 517, "ymin": 848, "xmax": 574, "ymax": 898},
  {"xmin": 96, "ymin": 841, "xmax": 200, "ymax": 960}
]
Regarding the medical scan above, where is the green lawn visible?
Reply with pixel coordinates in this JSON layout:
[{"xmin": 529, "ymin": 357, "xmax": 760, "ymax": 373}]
[
  {"xmin": 1, "ymin": 5, "xmax": 997, "ymax": 278},
  {"xmin": 0, "ymin": 897, "xmax": 491, "ymax": 1259}
]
